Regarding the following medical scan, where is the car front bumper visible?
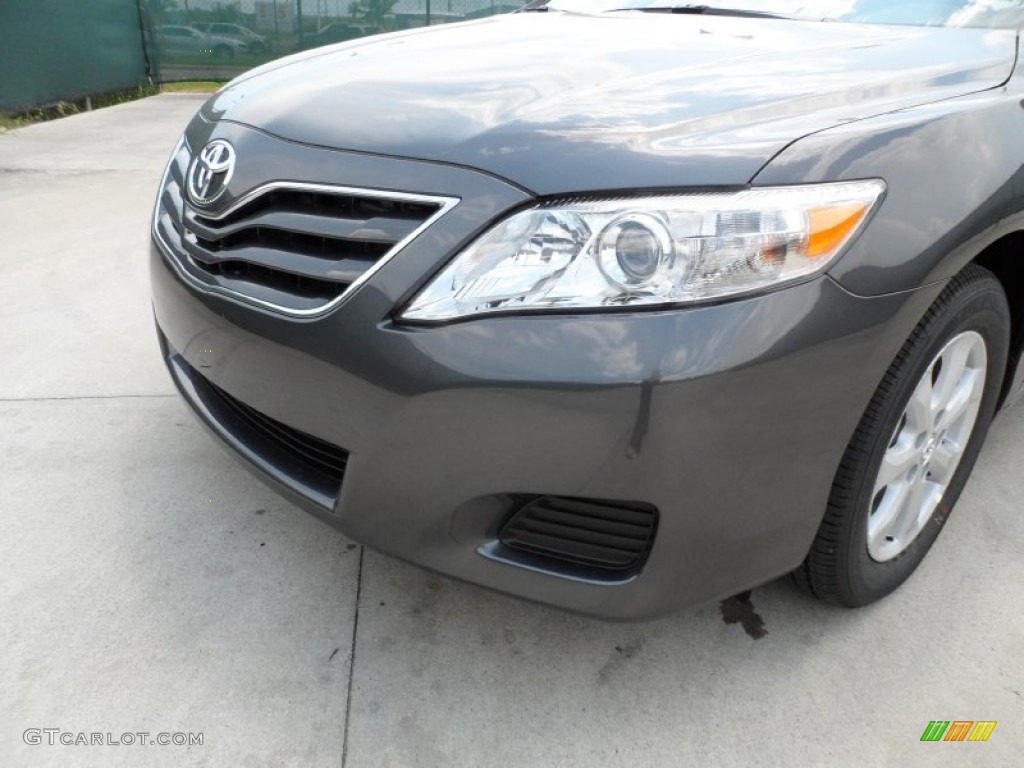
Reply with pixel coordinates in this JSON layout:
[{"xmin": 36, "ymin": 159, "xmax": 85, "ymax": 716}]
[{"xmin": 152, "ymin": 227, "xmax": 944, "ymax": 618}]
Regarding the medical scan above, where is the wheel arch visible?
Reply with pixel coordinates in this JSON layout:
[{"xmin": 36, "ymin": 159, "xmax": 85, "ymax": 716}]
[{"xmin": 972, "ymin": 230, "xmax": 1024, "ymax": 408}]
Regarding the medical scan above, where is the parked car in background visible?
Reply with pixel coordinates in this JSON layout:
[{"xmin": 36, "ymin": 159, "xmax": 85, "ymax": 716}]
[
  {"xmin": 191, "ymin": 22, "xmax": 270, "ymax": 54},
  {"xmin": 154, "ymin": 25, "xmax": 247, "ymax": 58},
  {"xmin": 152, "ymin": 0, "xmax": 1024, "ymax": 619},
  {"xmin": 298, "ymin": 22, "xmax": 378, "ymax": 49}
]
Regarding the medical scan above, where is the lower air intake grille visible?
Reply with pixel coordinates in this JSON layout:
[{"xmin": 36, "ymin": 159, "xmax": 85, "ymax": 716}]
[
  {"xmin": 161, "ymin": 337, "xmax": 348, "ymax": 512},
  {"xmin": 499, "ymin": 496, "xmax": 658, "ymax": 574},
  {"xmin": 202, "ymin": 376, "xmax": 348, "ymax": 490}
]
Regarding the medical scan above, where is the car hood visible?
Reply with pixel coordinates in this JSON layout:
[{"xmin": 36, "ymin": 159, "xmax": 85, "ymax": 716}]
[{"xmin": 203, "ymin": 13, "xmax": 1017, "ymax": 195}]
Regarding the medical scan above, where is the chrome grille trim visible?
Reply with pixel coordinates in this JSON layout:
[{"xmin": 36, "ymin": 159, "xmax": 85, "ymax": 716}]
[{"xmin": 153, "ymin": 136, "xmax": 460, "ymax": 318}]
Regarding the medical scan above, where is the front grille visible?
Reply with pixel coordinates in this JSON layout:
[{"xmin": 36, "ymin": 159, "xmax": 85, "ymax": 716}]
[
  {"xmin": 499, "ymin": 496, "xmax": 659, "ymax": 574},
  {"xmin": 154, "ymin": 140, "xmax": 456, "ymax": 315}
]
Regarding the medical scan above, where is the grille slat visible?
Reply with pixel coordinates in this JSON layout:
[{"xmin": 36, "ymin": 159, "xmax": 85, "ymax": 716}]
[
  {"xmin": 155, "ymin": 156, "xmax": 455, "ymax": 314},
  {"xmin": 499, "ymin": 496, "xmax": 658, "ymax": 573},
  {"xmin": 156, "ymin": 211, "xmax": 183, "ymax": 251},
  {"xmin": 182, "ymin": 237, "xmax": 378, "ymax": 284},
  {"xmin": 513, "ymin": 517, "xmax": 650, "ymax": 549},
  {"xmin": 501, "ymin": 530, "xmax": 646, "ymax": 568},
  {"xmin": 512, "ymin": 519, "xmax": 649, "ymax": 553},
  {"xmin": 170, "ymin": 144, "xmax": 190, "ymax": 185},
  {"xmin": 529, "ymin": 496, "xmax": 657, "ymax": 528},
  {"xmin": 161, "ymin": 183, "xmax": 184, "ymax": 219},
  {"xmin": 186, "ymin": 262, "xmax": 345, "ymax": 308},
  {"xmin": 191, "ymin": 225, "xmax": 390, "ymax": 261},
  {"xmin": 185, "ymin": 208, "xmax": 424, "ymax": 245}
]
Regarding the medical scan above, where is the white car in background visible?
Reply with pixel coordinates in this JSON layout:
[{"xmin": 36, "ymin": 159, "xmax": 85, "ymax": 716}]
[
  {"xmin": 190, "ymin": 22, "xmax": 270, "ymax": 54},
  {"xmin": 154, "ymin": 25, "xmax": 247, "ymax": 58}
]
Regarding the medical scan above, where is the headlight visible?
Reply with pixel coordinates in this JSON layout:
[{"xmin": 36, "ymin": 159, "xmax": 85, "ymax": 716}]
[{"xmin": 401, "ymin": 180, "xmax": 885, "ymax": 322}]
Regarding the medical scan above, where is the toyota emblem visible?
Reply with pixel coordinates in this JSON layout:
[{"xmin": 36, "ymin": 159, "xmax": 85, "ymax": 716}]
[{"xmin": 188, "ymin": 140, "xmax": 236, "ymax": 205}]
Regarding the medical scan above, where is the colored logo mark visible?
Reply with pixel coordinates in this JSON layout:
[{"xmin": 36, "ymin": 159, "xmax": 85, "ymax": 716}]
[{"xmin": 920, "ymin": 721, "xmax": 997, "ymax": 742}]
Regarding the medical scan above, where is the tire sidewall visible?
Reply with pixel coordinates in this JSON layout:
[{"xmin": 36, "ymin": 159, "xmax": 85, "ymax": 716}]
[{"xmin": 841, "ymin": 277, "xmax": 1009, "ymax": 603}]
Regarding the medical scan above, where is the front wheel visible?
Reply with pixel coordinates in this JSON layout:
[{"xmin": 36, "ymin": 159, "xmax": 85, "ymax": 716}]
[{"xmin": 796, "ymin": 264, "xmax": 1010, "ymax": 607}]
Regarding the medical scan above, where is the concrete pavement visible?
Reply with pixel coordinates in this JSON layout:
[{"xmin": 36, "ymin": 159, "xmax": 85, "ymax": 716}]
[{"xmin": 1, "ymin": 94, "xmax": 1021, "ymax": 767}]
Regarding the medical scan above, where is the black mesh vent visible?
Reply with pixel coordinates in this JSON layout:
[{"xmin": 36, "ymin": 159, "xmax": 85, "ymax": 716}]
[{"xmin": 499, "ymin": 496, "xmax": 658, "ymax": 573}]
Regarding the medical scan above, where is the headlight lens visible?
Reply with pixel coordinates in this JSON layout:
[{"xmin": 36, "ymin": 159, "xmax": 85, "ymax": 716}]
[{"xmin": 401, "ymin": 180, "xmax": 885, "ymax": 322}]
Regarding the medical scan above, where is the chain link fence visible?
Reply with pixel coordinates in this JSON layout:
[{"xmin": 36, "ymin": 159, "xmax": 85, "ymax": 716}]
[{"xmin": 146, "ymin": 0, "xmax": 529, "ymax": 82}]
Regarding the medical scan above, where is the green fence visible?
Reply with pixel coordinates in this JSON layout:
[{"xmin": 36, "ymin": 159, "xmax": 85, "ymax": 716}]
[
  {"xmin": 148, "ymin": 1, "xmax": 528, "ymax": 83},
  {"xmin": 0, "ymin": 0, "xmax": 152, "ymax": 112},
  {"xmin": 0, "ymin": 0, "xmax": 528, "ymax": 112}
]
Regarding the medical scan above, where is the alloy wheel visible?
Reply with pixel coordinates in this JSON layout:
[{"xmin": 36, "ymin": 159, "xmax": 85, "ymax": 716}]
[{"xmin": 867, "ymin": 331, "xmax": 988, "ymax": 562}]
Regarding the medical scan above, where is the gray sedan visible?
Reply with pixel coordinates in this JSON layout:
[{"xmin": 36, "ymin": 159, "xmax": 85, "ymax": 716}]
[{"xmin": 150, "ymin": 0, "xmax": 1024, "ymax": 618}]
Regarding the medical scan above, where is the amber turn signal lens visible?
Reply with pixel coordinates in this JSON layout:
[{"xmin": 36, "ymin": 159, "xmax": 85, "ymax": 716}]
[{"xmin": 807, "ymin": 203, "xmax": 871, "ymax": 260}]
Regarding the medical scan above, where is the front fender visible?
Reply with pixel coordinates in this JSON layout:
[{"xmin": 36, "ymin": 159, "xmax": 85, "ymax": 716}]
[{"xmin": 752, "ymin": 84, "xmax": 1024, "ymax": 297}]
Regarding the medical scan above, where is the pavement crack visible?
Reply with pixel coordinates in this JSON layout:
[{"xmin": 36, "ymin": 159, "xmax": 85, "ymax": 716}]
[{"xmin": 341, "ymin": 545, "xmax": 365, "ymax": 768}]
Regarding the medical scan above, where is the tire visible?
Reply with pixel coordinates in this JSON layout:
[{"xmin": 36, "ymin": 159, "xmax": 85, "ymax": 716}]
[{"xmin": 795, "ymin": 264, "xmax": 1010, "ymax": 607}]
